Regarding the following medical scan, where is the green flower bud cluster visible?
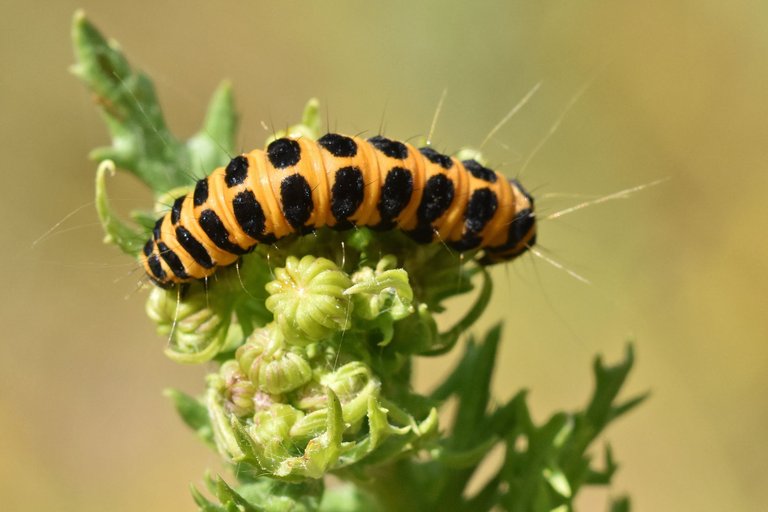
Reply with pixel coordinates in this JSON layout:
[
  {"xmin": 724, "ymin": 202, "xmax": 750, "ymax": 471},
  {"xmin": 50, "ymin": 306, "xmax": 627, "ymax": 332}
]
[{"xmin": 203, "ymin": 255, "xmax": 439, "ymax": 479}]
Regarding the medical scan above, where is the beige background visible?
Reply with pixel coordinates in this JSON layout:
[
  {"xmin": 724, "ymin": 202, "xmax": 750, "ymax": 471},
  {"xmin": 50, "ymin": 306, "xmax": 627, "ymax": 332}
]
[{"xmin": 1, "ymin": 1, "xmax": 766, "ymax": 510}]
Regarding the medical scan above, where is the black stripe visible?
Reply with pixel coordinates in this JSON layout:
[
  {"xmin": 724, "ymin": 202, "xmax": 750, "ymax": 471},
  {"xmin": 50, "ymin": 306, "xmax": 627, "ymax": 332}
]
[
  {"xmin": 171, "ymin": 196, "xmax": 185, "ymax": 225},
  {"xmin": 419, "ymin": 147, "xmax": 453, "ymax": 169},
  {"xmin": 485, "ymin": 208, "xmax": 536, "ymax": 253},
  {"xmin": 193, "ymin": 178, "xmax": 209, "ymax": 206},
  {"xmin": 507, "ymin": 208, "xmax": 535, "ymax": 249},
  {"xmin": 417, "ymin": 174, "xmax": 455, "ymax": 223},
  {"xmin": 378, "ymin": 166, "xmax": 413, "ymax": 221},
  {"xmin": 175, "ymin": 226, "xmax": 214, "ymax": 269},
  {"xmin": 152, "ymin": 218, "xmax": 163, "ymax": 241},
  {"xmin": 463, "ymin": 160, "xmax": 497, "ymax": 183},
  {"xmin": 318, "ymin": 133, "xmax": 358, "ymax": 157},
  {"xmin": 331, "ymin": 166, "xmax": 364, "ymax": 221},
  {"xmin": 198, "ymin": 209, "xmax": 250, "ymax": 255},
  {"xmin": 464, "ymin": 188, "xmax": 498, "ymax": 234},
  {"xmin": 146, "ymin": 254, "xmax": 166, "ymax": 281},
  {"xmin": 225, "ymin": 156, "xmax": 249, "ymax": 188},
  {"xmin": 267, "ymin": 138, "xmax": 302, "ymax": 168},
  {"xmin": 156, "ymin": 241, "xmax": 189, "ymax": 279},
  {"xmin": 280, "ymin": 174, "xmax": 314, "ymax": 229},
  {"xmin": 369, "ymin": 135, "xmax": 409, "ymax": 160},
  {"xmin": 406, "ymin": 223, "xmax": 435, "ymax": 244},
  {"xmin": 232, "ymin": 189, "xmax": 266, "ymax": 240},
  {"xmin": 448, "ymin": 234, "xmax": 482, "ymax": 251}
]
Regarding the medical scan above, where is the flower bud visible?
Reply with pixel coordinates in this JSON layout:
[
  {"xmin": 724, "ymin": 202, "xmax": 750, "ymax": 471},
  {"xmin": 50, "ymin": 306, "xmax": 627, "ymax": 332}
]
[
  {"xmin": 346, "ymin": 256, "xmax": 413, "ymax": 321},
  {"xmin": 265, "ymin": 256, "xmax": 352, "ymax": 344},
  {"xmin": 247, "ymin": 403, "xmax": 306, "ymax": 470},
  {"xmin": 290, "ymin": 362, "xmax": 380, "ymax": 438},
  {"xmin": 145, "ymin": 284, "xmax": 232, "ymax": 363},
  {"xmin": 237, "ymin": 324, "xmax": 313, "ymax": 395},
  {"xmin": 219, "ymin": 360, "xmax": 256, "ymax": 417},
  {"xmin": 250, "ymin": 403, "xmax": 304, "ymax": 446}
]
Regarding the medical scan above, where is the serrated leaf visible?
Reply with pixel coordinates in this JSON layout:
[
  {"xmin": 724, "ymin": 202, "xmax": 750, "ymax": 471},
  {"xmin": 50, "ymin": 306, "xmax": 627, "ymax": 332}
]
[
  {"xmin": 586, "ymin": 344, "xmax": 636, "ymax": 428},
  {"xmin": 450, "ymin": 325, "xmax": 501, "ymax": 449},
  {"xmin": 72, "ymin": 12, "xmax": 188, "ymax": 193}
]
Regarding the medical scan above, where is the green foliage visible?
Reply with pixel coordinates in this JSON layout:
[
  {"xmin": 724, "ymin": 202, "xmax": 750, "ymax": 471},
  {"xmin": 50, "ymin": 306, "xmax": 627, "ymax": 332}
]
[
  {"xmin": 72, "ymin": 8, "xmax": 236, "ymax": 256},
  {"xmin": 191, "ymin": 474, "xmax": 323, "ymax": 512},
  {"xmin": 73, "ymin": 11, "xmax": 645, "ymax": 512}
]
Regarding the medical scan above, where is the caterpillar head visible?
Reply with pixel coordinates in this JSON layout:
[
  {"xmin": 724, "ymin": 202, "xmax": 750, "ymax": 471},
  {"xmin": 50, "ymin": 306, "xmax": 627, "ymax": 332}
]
[{"xmin": 479, "ymin": 178, "xmax": 537, "ymax": 265}]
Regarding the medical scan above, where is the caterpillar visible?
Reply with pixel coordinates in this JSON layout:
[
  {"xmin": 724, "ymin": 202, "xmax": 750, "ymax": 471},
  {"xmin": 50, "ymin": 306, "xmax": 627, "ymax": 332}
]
[{"xmin": 142, "ymin": 133, "xmax": 537, "ymax": 287}]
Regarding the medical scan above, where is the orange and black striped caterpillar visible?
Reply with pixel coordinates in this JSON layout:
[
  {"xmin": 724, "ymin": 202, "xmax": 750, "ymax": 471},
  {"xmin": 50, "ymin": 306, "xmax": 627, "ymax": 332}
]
[{"xmin": 142, "ymin": 133, "xmax": 537, "ymax": 287}]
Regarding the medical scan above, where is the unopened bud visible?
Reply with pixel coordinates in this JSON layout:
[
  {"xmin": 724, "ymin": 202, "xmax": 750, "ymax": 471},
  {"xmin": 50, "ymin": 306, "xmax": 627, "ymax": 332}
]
[
  {"xmin": 237, "ymin": 324, "xmax": 313, "ymax": 395},
  {"xmin": 145, "ymin": 284, "xmax": 231, "ymax": 363},
  {"xmin": 265, "ymin": 256, "xmax": 352, "ymax": 344}
]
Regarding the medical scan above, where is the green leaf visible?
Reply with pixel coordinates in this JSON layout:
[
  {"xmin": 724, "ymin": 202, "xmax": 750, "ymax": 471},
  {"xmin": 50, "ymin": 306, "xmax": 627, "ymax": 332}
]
[
  {"xmin": 611, "ymin": 392, "xmax": 650, "ymax": 421},
  {"xmin": 187, "ymin": 81, "xmax": 238, "ymax": 177},
  {"xmin": 431, "ymin": 325, "xmax": 500, "ymax": 446},
  {"xmin": 213, "ymin": 476, "xmax": 263, "ymax": 512},
  {"xmin": 406, "ymin": 244, "xmax": 478, "ymax": 312},
  {"xmin": 464, "ymin": 474, "xmax": 501, "ymax": 512},
  {"xmin": 164, "ymin": 388, "xmax": 213, "ymax": 446},
  {"xmin": 609, "ymin": 495, "xmax": 631, "ymax": 512},
  {"xmin": 366, "ymin": 396, "xmax": 398, "ymax": 451},
  {"xmin": 320, "ymin": 484, "xmax": 381, "ymax": 512},
  {"xmin": 388, "ymin": 303, "xmax": 438, "ymax": 354},
  {"xmin": 586, "ymin": 344, "xmax": 637, "ymax": 428},
  {"xmin": 206, "ymin": 388, "xmax": 247, "ymax": 463},
  {"xmin": 489, "ymin": 390, "xmax": 529, "ymax": 435},
  {"xmin": 543, "ymin": 466, "xmax": 572, "ymax": 498},
  {"xmin": 558, "ymin": 343, "xmax": 645, "ymax": 488},
  {"xmin": 236, "ymin": 479, "xmax": 324, "ymax": 512},
  {"xmin": 73, "ymin": 10, "xmax": 239, "ymax": 197},
  {"xmin": 426, "ymin": 269, "xmax": 492, "ymax": 356},
  {"xmin": 191, "ymin": 483, "xmax": 225, "ymax": 512},
  {"xmin": 451, "ymin": 325, "xmax": 501, "ymax": 448},
  {"xmin": 72, "ymin": 11, "xmax": 189, "ymax": 193},
  {"xmin": 433, "ymin": 436, "xmax": 498, "ymax": 469},
  {"xmin": 94, "ymin": 160, "xmax": 145, "ymax": 255},
  {"xmin": 585, "ymin": 444, "xmax": 618, "ymax": 485}
]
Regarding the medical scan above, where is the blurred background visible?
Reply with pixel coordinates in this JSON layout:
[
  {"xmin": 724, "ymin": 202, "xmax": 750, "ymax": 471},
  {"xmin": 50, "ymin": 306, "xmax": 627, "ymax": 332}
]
[{"xmin": 1, "ymin": 1, "xmax": 766, "ymax": 510}]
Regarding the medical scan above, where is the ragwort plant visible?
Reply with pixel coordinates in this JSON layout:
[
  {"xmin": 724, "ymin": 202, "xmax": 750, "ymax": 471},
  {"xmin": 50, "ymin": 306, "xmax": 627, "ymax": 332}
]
[{"xmin": 72, "ymin": 11, "xmax": 645, "ymax": 512}]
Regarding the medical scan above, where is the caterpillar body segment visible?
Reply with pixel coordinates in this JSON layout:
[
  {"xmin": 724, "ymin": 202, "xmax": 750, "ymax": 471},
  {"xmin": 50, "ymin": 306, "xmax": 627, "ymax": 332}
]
[{"xmin": 142, "ymin": 133, "xmax": 537, "ymax": 287}]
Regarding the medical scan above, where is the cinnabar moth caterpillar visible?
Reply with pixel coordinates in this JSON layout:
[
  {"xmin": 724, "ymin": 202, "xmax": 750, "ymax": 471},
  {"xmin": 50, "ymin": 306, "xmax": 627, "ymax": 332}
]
[{"xmin": 142, "ymin": 133, "xmax": 536, "ymax": 287}]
